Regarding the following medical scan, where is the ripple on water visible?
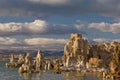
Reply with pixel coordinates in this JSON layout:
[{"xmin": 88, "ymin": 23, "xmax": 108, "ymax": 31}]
[{"xmin": 0, "ymin": 62, "xmax": 101, "ymax": 80}]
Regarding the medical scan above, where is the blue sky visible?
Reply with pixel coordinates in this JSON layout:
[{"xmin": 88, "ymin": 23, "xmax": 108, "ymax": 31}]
[{"xmin": 0, "ymin": 0, "xmax": 120, "ymax": 50}]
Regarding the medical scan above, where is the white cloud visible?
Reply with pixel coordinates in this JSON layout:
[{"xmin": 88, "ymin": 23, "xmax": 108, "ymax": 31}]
[
  {"xmin": 0, "ymin": 19, "xmax": 79, "ymax": 36},
  {"xmin": 23, "ymin": 37, "xmax": 67, "ymax": 50},
  {"xmin": 88, "ymin": 22, "xmax": 110, "ymax": 32},
  {"xmin": 0, "ymin": 37, "xmax": 67, "ymax": 50},
  {"xmin": 93, "ymin": 38, "xmax": 110, "ymax": 43},
  {"xmin": 24, "ymin": 38, "xmax": 67, "ymax": 45},
  {"xmin": 75, "ymin": 21, "xmax": 120, "ymax": 34},
  {"xmin": 0, "ymin": 37, "xmax": 19, "ymax": 45},
  {"xmin": 93, "ymin": 38, "xmax": 120, "ymax": 43},
  {"xmin": 88, "ymin": 22, "xmax": 120, "ymax": 34},
  {"xmin": 0, "ymin": 20, "xmax": 48, "ymax": 36}
]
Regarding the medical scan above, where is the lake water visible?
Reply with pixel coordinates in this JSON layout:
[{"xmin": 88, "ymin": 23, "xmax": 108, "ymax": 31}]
[{"xmin": 0, "ymin": 61, "xmax": 101, "ymax": 80}]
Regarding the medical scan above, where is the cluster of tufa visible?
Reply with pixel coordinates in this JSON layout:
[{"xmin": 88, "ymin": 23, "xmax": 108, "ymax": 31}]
[
  {"xmin": 62, "ymin": 33, "xmax": 120, "ymax": 76},
  {"xmin": 6, "ymin": 33, "xmax": 120, "ymax": 78},
  {"xmin": 6, "ymin": 50, "xmax": 61, "ymax": 73}
]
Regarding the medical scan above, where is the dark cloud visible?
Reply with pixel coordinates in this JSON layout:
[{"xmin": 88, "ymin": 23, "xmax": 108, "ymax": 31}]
[{"xmin": 0, "ymin": 0, "xmax": 119, "ymax": 18}]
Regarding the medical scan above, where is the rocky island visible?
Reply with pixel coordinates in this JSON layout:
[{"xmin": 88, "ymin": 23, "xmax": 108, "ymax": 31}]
[{"xmin": 5, "ymin": 33, "xmax": 120, "ymax": 80}]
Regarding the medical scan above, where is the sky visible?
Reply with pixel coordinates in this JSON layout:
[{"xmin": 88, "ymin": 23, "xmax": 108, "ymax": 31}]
[{"xmin": 0, "ymin": 0, "xmax": 120, "ymax": 51}]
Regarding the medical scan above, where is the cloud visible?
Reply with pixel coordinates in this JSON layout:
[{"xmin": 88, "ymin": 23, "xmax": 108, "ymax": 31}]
[
  {"xmin": 88, "ymin": 22, "xmax": 120, "ymax": 34},
  {"xmin": 0, "ymin": 19, "xmax": 79, "ymax": 36},
  {"xmin": 0, "ymin": 37, "xmax": 67, "ymax": 50},
  {"xmin": 0, "ymin": 0, "xmax": 119, "ymax": 18},
  {"xmin": 24, "ymin": 38, "xmax": 67, "ymax": 45},
  {"xmin": 0, "ymin": 37, "xmax": 20, "ymax": 45},
  {"xmin": 75, "ymin": 21, "xmax": 120, "ymax": 34},
  {"xmin": 93, "ymin": 38, "xmax": 120, "ymax": 43},
  {"xmin": 2, "ymin": 18, "xmax": 120, "ymax": 38},
  {"xmin": 24, "ymin": 38, "xmax": 67, "ymax": 50},
  {"xmin": 93, "ymin": 38, "xmax": 110, "ymax": 43}
]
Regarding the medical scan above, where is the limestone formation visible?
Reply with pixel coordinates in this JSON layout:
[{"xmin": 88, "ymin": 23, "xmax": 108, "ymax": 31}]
[
  {"xmin": 6, "ymin": 54, "xmax": 17, "ymax": 68},
  {"xmin": 62, "ymin": 33, "xmax": 120, "ymax": 74},
  {"xmin": 18, "ymin": 50, "xmax": 55, "ymax": 73},
  {"xmin": 53, "ymin": 59, "xmax": 62, "ymax": 73},
  {"xmin": 24, "ymin": 53, "xmax": 32, "ymax": 66},
  {"xmin": 62, "ymin": 33, "xmax": 89, "ymax": 69},
  {"xmin": 18, "ymin": 53, "xmax": 33, "ymax": 73},
  {"xmin": 109, "ymin": 44, "xmax": 120, "ymax": 74},
  {"xmin": 88, "ymin": 58, "xmax": 103, "ymax": 68},
  {"xmin": 17, "ymin": 54, "xmax": 24, "ymax": 66},
  {"xmin": 34, "ymin": 50, "xmax": 44, "ymax": 71}
]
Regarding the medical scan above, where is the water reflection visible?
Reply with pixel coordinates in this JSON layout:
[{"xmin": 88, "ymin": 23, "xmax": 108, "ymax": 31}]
[
  {"xmin": 62, "ymin": 71, "xmax": 100, "ymax": 80},
  {"xmin": 19, "ymin": 70, "xmax": 101, "ymax": 80},
  {"xmin": 19, "ymin": 73, "xmax": 32, "ymax": 80}
]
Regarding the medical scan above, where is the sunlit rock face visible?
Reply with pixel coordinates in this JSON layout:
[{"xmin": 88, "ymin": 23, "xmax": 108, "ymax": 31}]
[
  {"xmin": 18, "ymin": 50, "xmax": 54, "ymax": 73},
  {"xmin": 17, "ymin": 54, "xmax": 24, "ymax": 66},
  {"xmin": 109, "ymin": 43, "xmax": 120, "ymax": 74},
  {"xmin": 62, "ymin": 33, "xmax": 120, "ymax": 73},
  {"xmin": 88, "ymin": 41, "xmax": 120, "ymax": 68},
  {"xmin": 62, "ymin": 33, "xmax": 89, "ymax": 68},
  {"xmin": 6, "ymin": 54, "xmax": 17, "ymax": 68},
  {"xmin": 34, "ymin": 50, "xmax": 44, "ymax": 71},
  {"xmin": 88, "ymin": 58, "xmax": 103, "ymax": 68},
  {"xmin": 18, "ymin": 53, "xmax": 33, "ymax": 73}
]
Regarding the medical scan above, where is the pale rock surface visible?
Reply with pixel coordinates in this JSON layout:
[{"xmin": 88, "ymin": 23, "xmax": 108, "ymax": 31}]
[
  {"xmin": 62, "ymin": 33, "xmax": 89, "ymax": 69},
  {"xmin": 6, "ymin": 54, "xmax": 17, "ymax": 68}
]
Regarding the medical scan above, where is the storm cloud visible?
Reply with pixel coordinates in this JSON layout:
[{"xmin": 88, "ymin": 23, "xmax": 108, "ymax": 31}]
[{"xmin": 0, "ymin": 0, "xmax": 119, "ymax": 18}]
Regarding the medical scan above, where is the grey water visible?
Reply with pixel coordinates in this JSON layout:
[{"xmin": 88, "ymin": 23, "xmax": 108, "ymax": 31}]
[{"xmin": 0, "ymin": 61, "xmax": 101, "ymax": 80}]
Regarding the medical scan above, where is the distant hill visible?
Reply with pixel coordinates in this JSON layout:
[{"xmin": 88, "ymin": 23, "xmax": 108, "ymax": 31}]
[{"xmin": 0, "ymin": 49, "xmax": 63, "ymax": 57}]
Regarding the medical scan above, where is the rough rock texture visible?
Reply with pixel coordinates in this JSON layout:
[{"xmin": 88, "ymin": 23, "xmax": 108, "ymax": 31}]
[
  {"xmin": 109, "ymin": 43, "xmax": 120, "ymax": 74},
  {"xmin": 88, "ymin": 58, "xmax": 103, "ymax": 68},
  {"xmin": 88, "ymin": 41, "xmax": 120, "ymax": 69},
  {"xmin": 6, "ymin": 54, "xmax": 17, "ymax": 68},
  {"xmin": 62, "ymin": 33, "xmax": 120, "ymax": 74},
  {"xmin": 18, "ymin": 50, "xmax": 54, "ymax": 73},
  {"xmin": 18, "ymin": 53, "xmax": 33, "ymax": 73},
  {"xmin": 17, "ymin": 54, "xmax": 24, "ymax": 66},
  {"xmin": 62, "ymin": 33, "xmax": 89, "ymax": 67},
  {"xmin": 33, "ymin": 50, "xmax": 44, "ymax": 71}
]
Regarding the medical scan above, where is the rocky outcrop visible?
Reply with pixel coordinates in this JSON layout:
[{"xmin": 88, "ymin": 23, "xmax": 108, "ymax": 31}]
[
  {"xmin": 33, "ymin": 50, "xmax": 44, "ymax": 71},
  {"xmin": 18, "ymin": 50, "xmax": 54, "ymax": 73},
  {"xmin": 88, "ymin": 58, "xmax": 103, "ymax": 68},
  {"xmin": 62, "ymin": 33, "xmax": 120, "ymax": 75},
  {"xmin": 6, "ymin": 54, "xmax": 17, "ymax": 68},
  {"xmin": 17, "ymin": 54, "xmax": 24, "ymax": 67},
  {"xmin": 109, "ymin": 43, "xmax": 120, "ymax": 74},
  {"xmin": 6, "ymin": 54, "xmax": 25, "ymax": 68},
  {"xmin": 18, "ymin": 53, "xmax": 33, "ymax": 73},
  {"xmin": 62, "ymin": 33, "xmax": 89, "ymax": 70}
]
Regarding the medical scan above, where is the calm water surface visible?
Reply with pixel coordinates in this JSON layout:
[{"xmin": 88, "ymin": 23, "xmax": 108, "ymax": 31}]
[{"xmin": 0, "ymin": 61, "xmax": 101, "ymax": 80}]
